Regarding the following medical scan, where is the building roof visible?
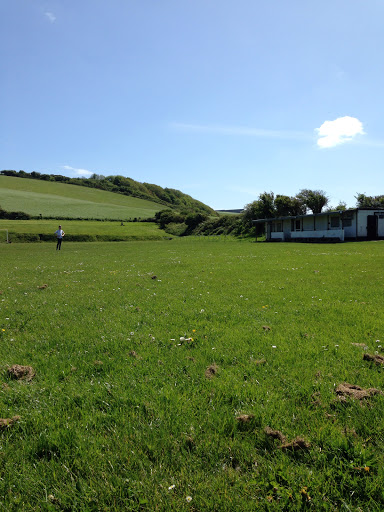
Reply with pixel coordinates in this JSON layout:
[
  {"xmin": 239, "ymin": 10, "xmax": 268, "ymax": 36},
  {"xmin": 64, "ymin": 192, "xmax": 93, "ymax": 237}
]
[{"xmin": 252, "ymin": 207, "xmax": 384, "ymax": 224}]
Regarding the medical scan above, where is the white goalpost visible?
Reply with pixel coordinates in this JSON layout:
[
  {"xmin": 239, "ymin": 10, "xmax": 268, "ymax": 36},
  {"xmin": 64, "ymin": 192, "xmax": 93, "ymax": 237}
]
[{"xmin": 0, "ymin": 229, "xmax": 9, "ymax": 243}]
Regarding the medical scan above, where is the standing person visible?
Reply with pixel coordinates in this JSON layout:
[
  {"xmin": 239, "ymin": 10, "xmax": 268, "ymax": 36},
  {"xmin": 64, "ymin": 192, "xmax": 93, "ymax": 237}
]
[{"xmin": 55, "ymin": 225, "xmax": 65, "ymax": 250}]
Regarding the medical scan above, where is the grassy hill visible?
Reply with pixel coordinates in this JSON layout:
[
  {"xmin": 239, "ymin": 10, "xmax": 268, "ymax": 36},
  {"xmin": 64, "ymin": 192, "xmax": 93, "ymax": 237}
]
[
  {"xmin": 0, "ymin": 175, "xmax": 167, "ymax": 220},
  {"xmin": 0, "ymin": 171, "xmax": 216, "ymax": 217}
]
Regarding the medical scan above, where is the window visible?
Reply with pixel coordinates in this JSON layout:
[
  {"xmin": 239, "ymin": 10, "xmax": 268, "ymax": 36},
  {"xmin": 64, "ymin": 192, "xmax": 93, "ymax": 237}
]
[
  {"xmin": 342, "ymin": 218, "xmax": 352, "ymax": 227},
  {"xmin": 295, "ymin": 219, "xmax": 301, "ymax": 231},
  {"xmin": 272, "ymin": 221, "xmax": 282, "ymax": 232},
  {"xmin": 330, "ymin": 216, "xmax": 340, "ymax": 228}
]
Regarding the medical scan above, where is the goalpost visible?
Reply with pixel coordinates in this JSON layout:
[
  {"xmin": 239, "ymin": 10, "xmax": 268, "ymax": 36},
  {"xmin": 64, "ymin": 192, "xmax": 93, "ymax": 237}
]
[{"xmin": 0, "ymin": 229, "xmax": 9, "ymax": 243}]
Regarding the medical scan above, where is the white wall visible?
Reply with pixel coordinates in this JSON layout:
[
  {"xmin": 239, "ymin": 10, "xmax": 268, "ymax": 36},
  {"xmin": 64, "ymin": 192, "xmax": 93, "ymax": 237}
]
[
  {"xmin": 356, "ymin": 211, "xmax": 370, "ymax": 237},
  {"xmin": 292, "ymin": 229, "xmax": 344, "ymax": 241}
]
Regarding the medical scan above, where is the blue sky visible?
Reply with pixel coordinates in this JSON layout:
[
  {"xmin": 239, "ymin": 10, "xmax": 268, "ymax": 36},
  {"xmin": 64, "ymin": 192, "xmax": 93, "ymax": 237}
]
[{"xmin": 1, "ymin": 0, "xmax": 383, "ymax": 210}]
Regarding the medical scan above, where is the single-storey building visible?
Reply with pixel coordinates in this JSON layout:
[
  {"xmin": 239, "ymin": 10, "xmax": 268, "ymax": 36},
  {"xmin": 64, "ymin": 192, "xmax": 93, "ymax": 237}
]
[{"xmin": 253, "ymin": 208, "xmax": 384, "ymax": 242}]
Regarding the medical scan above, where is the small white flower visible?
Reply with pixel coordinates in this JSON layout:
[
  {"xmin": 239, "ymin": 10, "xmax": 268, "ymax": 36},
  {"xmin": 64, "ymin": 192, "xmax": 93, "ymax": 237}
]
[
  {"xmin": 168, "ymin": 485, "xmax": 175, "ymax": 490},
  {"xmin": 180, "ymin": 337, "xmax": 186, "ymax": 342},
  {"xmin": 186, "ymin": 496, "xmax": 192, "ymax": 502},
  {"xmin": 272, "ymin": 345, "xmax": 277, "ymax": 348}
]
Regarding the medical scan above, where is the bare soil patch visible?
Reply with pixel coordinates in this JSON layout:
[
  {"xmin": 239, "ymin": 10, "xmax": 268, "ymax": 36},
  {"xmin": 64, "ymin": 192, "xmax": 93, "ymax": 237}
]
[
  {"xmin": 264, "ymin": 426, "xmax": 287, "ymax": 443},
  {"xmin": 335, "ymin": 382, "xmax": 382, "ymax": 401},
  {"xmin": 0, "ymin": 416, "xmax": 21, "ymax": 430},
  {"xmin": 236, "ymin": 414, "xmax": 255, "ymax": 423},
  {"xmin": 264, "ymin": 427, "xmax": 311, "ymax": 451},
  {"xmin": 281, "ymin": 437, "xmax": 311, "ymax": 451},
  {"xmin": 7, "ymin": 364, "xmax": 35, "ymax": 381},
  {"xmin": 363, "ymin": 353, "xmax": 384, "ymax": 365},
  {"xmin": 205, "ymin": 364, "xmax": 218, "ymax": 379}
]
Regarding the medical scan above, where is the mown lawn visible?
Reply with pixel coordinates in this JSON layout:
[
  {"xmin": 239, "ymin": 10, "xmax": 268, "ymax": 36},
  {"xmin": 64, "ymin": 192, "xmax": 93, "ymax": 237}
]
[{"xmin": 0, "ymin": 239, "xmax": 383, "ymax": 510}]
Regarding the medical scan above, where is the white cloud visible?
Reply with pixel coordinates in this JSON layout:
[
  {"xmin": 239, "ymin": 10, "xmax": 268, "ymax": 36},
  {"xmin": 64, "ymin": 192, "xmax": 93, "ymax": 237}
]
[
  {"xmin": 44, "ymin": 12, "xmax": 56, "ymax": 23},
  {"xmin": 62, "ymin": 165, "xmax": 93, "ymax": 177},
  {"xmin": 316, "ymin": 116, "xmax": 364, "ymax": 148}
]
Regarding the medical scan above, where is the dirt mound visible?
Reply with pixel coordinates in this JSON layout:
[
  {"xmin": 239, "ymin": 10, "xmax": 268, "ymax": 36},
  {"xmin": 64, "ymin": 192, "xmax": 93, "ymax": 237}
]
[
  {"xmin": 265, "ymin": 427, "xmax": 310, "ymax": 451},
  {"xmin": 37, "ymin": 284, "xmax": 48, "ymax": 289},
  {"xmin": 7, "ymin": 365, "xmax": 35, "ymax": 381},
  {"xmin": 264, "ymin": 426, "xmax": 287, "ymax": 443},
  {"xmin": 281, "ymin": 437, "xmax": 311, "ymax": 451},
  {"xmin": 363, "ymin": 353, "xmax": 384, "ymax": 365},
  {"xmin": 236, "ymin": 414, "xmax": 255, "ymax": 423},
  {"xmin": 335, "ymin": 382, "xmax": 382, "ymax": 401},
  {"xmin": 205, "ymin": 364, "xmax": 218, "ymax": 379},
  {"xmin": 0, "ymin": 416, "xmax": 21, "ymax": 430}
]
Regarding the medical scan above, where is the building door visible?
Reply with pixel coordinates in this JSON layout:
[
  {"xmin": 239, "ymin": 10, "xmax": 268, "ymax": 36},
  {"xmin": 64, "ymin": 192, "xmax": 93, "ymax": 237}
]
[{"xmin": 367, "ymin": 215, "xmax": 378, "ymax": 240}]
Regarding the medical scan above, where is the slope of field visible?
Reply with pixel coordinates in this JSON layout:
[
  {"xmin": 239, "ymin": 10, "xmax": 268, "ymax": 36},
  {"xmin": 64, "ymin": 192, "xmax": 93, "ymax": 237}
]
[
  {"xmin": 0, "ymin": 176, "xmax": 166, "ymax": 219},
  {"xmin": 0, "ymin": 239, "xmax": 384, "ymax": 510}
]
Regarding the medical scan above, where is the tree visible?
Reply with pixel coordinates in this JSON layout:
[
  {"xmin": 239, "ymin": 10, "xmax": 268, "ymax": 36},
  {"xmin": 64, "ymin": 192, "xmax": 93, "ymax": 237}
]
[
  {"xmin": 296, "ymin": 189, "xmax": 329, "ymax": 214},
  {"xmin": 243, "ymin": 192, "xmax": 275, "ymax": 226},
  {"xmin": 274, "ymin": 195, "xmax": 306, "ymax": 217},
  {"xmin": 274, "ymin": 195, "xmax": 292, "ymax": 217},
  {"xmin": 355, "ymin": 194, "xmax": 384, "ymax": 208},
  {"xmin": 335, "ymin": 201, "xmax": 347, "ymax": 211}
]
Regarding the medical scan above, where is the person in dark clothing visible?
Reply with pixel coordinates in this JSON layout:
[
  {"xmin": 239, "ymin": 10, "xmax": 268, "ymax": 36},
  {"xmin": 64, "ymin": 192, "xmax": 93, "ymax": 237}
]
[{"xmin": 55, "ymin": 225, "xmax": 65, "ymax": 250}]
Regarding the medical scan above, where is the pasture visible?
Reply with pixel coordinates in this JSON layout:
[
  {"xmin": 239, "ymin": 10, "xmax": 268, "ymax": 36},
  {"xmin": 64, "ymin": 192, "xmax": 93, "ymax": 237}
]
[
  {"xmin": 0, "ymin": 176, "xmax": 166, "ymax": 220},
  {"xmin": 0, "ymin": 239, "xmax": 384, "ymax": 511}
]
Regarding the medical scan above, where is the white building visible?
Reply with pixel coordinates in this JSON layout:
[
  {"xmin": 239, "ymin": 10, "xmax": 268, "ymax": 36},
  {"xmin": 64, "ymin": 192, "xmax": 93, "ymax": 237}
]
[{"xmin": 253, "ymin": 208, "xmax": 384, "ymax": 242}]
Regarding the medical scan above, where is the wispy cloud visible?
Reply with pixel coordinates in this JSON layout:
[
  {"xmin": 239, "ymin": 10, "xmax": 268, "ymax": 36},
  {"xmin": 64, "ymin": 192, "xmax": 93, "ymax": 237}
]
[
  {"xmin": 316, "ymin": 116, "xmax": 364, "ymax": 148},
  {"xmin": 171, "ymin": 122, "xmax": 311, "ymax": 141},
  {"xmin": 44, "ymin": 11, "xmax": 56, "ymax": 23},
  {"xmin": 62, "ymin": 165, "xmax": 93, "ymax": 177}
]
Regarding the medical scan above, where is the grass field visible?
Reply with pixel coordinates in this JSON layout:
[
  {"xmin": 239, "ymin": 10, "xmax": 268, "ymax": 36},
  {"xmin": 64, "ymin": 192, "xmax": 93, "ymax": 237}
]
[
  {"xmin": 0, "ymin": 239, "xmax": 384, "ymax": 510},
  {"xmin": 0, "ymin": 220, "xmax": 169, "ymax": 242},
  {"xmin": 0, "ymin": 176, "xmax": 166, "ymax": 220}
]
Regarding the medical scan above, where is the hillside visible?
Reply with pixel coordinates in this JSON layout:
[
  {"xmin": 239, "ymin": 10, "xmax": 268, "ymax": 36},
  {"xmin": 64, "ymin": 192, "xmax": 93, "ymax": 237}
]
[
  {"xmin": 0, "ymin": 171, "xmax": 215, "ymax": 217},
  {"xmin": 0, "ymin": 175, "xmax": 168, "ymax": 220}
]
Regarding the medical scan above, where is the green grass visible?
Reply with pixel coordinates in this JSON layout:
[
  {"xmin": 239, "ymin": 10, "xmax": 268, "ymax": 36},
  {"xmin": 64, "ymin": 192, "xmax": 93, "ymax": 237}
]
[
  {"xmin": 0, "ymin": 219, "xmax": 169, "ymax": 242},
  {"xmin": 0, "ymin": 239, "xmax": 384, "ymax": 510},
  {"xmin": 0, "ymin": 176, "xmax": 166, "ymax": 219}
]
